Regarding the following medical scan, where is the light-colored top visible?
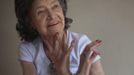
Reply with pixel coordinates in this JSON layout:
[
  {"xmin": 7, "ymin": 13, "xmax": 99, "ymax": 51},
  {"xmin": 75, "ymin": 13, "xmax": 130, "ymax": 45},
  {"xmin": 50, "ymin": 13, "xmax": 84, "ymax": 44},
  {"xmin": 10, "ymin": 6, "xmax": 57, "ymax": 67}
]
[{"xmin": 18, "ymin": 31, "xmax": 101, "ymax": 75}]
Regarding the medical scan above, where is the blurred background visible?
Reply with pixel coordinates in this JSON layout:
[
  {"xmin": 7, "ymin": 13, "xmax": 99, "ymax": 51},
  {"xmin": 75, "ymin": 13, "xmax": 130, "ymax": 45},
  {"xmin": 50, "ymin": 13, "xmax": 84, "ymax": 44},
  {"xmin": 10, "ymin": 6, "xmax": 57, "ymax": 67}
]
[{"xmin": 0, "ymin": 0, "xmax": 134, "ymax": 75}]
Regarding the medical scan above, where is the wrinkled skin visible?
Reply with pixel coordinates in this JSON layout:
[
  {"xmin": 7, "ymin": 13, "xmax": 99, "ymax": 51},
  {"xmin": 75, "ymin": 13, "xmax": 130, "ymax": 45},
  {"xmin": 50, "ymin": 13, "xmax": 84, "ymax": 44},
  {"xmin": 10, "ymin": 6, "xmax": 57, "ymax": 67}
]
[{"xmin": 28, "ymin": 0, "xmax": 104, "ymax": 75}]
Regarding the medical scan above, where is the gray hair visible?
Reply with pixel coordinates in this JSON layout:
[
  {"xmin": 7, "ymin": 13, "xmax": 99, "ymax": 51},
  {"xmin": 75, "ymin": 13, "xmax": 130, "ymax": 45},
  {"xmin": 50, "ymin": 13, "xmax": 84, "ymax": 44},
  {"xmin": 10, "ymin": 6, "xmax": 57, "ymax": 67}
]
[{"xmin": 15, "ymin": 0, "xmax": 73, "ymax": 42}]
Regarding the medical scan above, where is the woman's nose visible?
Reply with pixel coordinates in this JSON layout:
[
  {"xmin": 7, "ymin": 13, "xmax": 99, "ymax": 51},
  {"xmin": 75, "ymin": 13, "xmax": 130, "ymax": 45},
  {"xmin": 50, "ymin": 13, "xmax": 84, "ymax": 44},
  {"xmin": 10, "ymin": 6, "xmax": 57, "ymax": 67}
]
[{"xmin": 47, "ymin": 9, "xmax": 56, "ymax": 21}]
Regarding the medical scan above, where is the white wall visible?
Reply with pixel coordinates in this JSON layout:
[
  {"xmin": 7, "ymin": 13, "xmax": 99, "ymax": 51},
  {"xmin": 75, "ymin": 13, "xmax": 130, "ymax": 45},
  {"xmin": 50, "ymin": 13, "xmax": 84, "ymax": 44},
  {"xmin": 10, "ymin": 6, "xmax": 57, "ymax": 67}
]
[
  {"xmin": 68, "ymin": 0, "xmax": 134, "ymax": 75},
  {"xmin": 0, "ymin": 0, "xmax": 134, "ymax": 75},
  {"xmin": 0, "ymin": 0, "xmax": 22, "ymax": 75}
]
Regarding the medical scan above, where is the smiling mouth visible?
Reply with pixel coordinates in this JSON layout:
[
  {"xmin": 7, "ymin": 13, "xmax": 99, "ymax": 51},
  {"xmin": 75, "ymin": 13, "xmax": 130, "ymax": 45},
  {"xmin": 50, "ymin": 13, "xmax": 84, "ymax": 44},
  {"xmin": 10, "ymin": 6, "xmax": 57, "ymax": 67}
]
[{"xmin": 47, "ymin": 22, "xmax": 59, "ymax": 28}]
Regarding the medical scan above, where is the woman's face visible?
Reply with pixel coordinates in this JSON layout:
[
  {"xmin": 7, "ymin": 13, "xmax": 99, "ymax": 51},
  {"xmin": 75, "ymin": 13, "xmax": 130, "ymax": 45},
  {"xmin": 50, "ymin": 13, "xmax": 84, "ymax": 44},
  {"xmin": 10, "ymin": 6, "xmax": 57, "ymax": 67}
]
[{"xmin": 30, "ymin": 0, "xmax": 65, "ymax": 37}]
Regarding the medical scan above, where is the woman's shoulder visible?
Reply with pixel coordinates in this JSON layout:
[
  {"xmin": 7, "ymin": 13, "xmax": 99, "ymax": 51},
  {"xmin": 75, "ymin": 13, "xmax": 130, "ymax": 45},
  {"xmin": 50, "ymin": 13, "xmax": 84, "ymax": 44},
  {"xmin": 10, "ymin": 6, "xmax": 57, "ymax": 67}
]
[
  {"xmin": 67, "ymin": 31, "xmax": 92, "ymax": 43},
  {"xmin": 67, "ymin": 31, "xmax": 92, "ymax": 54},
  {"xmin": 18, "ymin": 37, "xmax": 41, "ymax": 62},
  {"xmin": 19, "ymin": 37, "xmax": 41, "ymax": 47},
  {"xmin": 18, "ymin": 37, "xmax": 41, "ymax": 53}
]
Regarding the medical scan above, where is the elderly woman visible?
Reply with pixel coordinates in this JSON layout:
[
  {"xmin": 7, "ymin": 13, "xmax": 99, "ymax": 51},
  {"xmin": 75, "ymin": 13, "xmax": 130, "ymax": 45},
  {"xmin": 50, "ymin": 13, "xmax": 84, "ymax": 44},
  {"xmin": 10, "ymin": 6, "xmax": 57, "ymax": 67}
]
[{"xmin": 15, "ymin": 0, "xmax": 105, "ymax": 75}]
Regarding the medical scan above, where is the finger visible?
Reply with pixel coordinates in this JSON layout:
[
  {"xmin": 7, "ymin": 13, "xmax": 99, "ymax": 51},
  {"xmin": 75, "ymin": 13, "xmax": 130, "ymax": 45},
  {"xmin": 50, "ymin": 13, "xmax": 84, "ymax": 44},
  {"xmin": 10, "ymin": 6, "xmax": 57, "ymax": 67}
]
[
  {"xmin": 43, "ymin": 39, "xmax": 53, "ymax": 53},
  {"xmin": 68, "ymin": 39, "xmax": 76, "ymax": 54},
  {"xmin": 89, "ymin": 48, "xmax": 102, "ymax": 63},
  {"xmin": 53, "ymin": 32, "xmax": 59, "ymax": 48},
  {"xmin": 90, "ymin": 52, "xmax": 97, "ymax": 62},
  {"xmin": 83, "ymin": 45, "xmax": 94, "ymax": 60},
  {"xmin": 63, "ymin": 39, "xmax": 76, "ymax": 61},
  {"xmin": 63, "ymin": 32, "xmax": 67, "ymax": 45},
  {"xmin": 88, "ymin": 40, "xmax": 102, "ymax": 49},
  {"xmin": 51, "ymin": 52, "xmax": 58, "ymax": 63},
  {"xmin": 62, "ymin": 39, "xmax": 76, "ymax": 69},
  {"xmin": 87, "ymin": 49, "xmax": 101, "ymax": 59},
  {"xmin": 92, "ymin": 49, "xmax": 102, "ymax": 55},
  {"xmin": 83, "ymin": 47, "xmax": 93, "ymax": 60},
  {"xmin": 87, "ymin": 50, "xmax": 93, "ymax": 59},
  {"xmin": 52, "ymin": 33, "xmax": 64, "ymax": 62},
  {"xmin": 55, "ymin": 34, "xmax": 62, "ymax": 58},
  {"xmin": 61, "ymin": 32, "xmax": 68, "ymax": 52},
  {"xmin": 83, "ymin": 45, "xmax": 92, "ymax": 56},
  {"xmin": 53, "ymin": 33, "xmax": 60, "ymax": 53}
]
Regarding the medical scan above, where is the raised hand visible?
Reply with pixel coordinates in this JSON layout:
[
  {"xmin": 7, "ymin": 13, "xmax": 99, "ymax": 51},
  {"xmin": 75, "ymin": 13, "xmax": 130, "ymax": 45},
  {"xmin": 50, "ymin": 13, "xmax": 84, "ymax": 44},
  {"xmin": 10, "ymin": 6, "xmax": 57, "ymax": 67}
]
[
  {"xmin": 43, "ymin": 32, "xmax": 75, "ymax": 75},
  {"xmin": 43, "ymin": 32, "xmax": 102, "ymax": 75},
  {"xmin": 76, "ymin": 40, "xmax": 102, "ymax": 75}
]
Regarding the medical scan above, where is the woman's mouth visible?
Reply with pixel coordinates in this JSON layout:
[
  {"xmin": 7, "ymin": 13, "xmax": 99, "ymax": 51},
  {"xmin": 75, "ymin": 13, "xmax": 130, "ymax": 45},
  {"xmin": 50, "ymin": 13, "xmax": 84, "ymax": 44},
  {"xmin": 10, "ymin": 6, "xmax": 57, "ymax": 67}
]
[{"xmin": 47, "ymin": 22, "xmax": 59, "ymax": 28}]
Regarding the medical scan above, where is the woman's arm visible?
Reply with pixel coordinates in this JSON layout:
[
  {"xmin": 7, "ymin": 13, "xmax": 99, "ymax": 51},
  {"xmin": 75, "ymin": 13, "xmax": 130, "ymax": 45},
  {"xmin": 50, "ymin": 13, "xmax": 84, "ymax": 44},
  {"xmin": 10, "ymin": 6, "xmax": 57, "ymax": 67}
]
[
  {"xmin": 90, "ymin": 60, "xmax": 105, "ymax": 75},
  {"xmin": 20, "ymin": 61, "xmax": 37, "ymax": 75}
]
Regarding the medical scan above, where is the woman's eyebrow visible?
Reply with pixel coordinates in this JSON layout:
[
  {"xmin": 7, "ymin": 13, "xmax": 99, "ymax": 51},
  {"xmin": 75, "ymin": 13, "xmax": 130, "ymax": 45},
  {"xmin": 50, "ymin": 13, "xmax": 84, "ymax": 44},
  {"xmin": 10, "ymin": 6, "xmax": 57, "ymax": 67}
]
[
  {"xmin": 35, "ymin": 0, "xmax": 58, "ymax": 10},
  {"xmin": 36, "ymin": 6, "xmax": 45, "ymax": 10},
  {"xmin": 50, "ymin": 0, "xmax": 58, "ymax": 5}
]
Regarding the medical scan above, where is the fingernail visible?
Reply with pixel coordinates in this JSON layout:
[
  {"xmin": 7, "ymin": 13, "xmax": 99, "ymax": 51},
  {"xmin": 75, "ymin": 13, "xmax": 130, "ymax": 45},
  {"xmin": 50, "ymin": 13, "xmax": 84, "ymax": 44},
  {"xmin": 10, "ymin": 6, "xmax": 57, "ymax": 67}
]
[
  {"xmin": 72, "ymin": 40, "xmax": 75, "ymax": 45},
  {"xmin": 71, "ymin": 40, "xmax": 76, "ymax": 46},
  {"xmin": 97, "ymin": 51, "xmax": 102, "ymax": 55},
  {"xmin": 96, "ymin": 40, "xmax": 102, "ymax": 43}
]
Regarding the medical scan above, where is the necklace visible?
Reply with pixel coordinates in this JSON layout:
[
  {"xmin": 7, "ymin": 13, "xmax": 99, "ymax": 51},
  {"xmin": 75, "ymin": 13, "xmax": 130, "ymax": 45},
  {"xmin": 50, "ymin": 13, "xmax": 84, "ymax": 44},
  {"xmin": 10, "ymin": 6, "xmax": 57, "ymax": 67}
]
[{"xmin": 48, "ymin": 63, "xmax": 59, "ymax": 75}]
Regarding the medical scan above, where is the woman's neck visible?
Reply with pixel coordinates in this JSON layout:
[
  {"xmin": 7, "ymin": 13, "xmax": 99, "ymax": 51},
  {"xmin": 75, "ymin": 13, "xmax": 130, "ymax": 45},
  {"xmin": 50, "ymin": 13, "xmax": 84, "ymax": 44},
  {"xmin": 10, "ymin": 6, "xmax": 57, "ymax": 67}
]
[{"xmin": 41, "ymin": 31, "xmax": 66, "ymax": 44}]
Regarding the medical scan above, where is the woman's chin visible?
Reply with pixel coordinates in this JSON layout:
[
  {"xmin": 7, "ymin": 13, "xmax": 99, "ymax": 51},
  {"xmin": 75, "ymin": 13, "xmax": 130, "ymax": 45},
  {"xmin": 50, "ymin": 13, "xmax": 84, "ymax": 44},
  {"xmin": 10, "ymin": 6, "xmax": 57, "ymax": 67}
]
[
  {"xmin": 47, "ymin": 23, "xmax": 64, "ymax": 33},
  {"xmin": 47, "ymin": 27, "xmax": 64, "ymax": 35},
  {"xmin": 49, "ymin": 29, "xmax": 63, "ymax": 35}
]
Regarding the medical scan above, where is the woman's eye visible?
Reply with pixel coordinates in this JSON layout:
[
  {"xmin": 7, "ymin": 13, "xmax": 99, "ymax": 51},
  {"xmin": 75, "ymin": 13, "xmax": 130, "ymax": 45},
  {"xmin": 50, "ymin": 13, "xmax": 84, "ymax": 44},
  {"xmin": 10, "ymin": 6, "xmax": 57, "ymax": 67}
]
[
  {"xmin": 54, "ymin": 4, "xmax": 59, "ymax": 8},
  {"xmin": 37, "ymin": 10, "xmax": 46, "ymax": 16},
  {"xmin": 52, "ymin": 4, "xmax": 59, "ymax": 9},
  {"xmin": 37, "ymin": 11, "xmax": 43, "ymax": 15}
]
